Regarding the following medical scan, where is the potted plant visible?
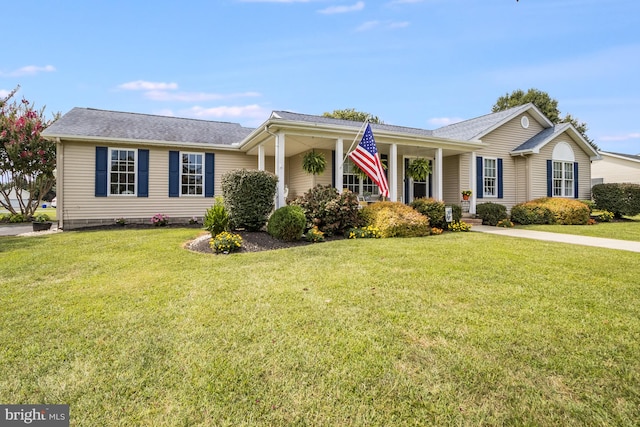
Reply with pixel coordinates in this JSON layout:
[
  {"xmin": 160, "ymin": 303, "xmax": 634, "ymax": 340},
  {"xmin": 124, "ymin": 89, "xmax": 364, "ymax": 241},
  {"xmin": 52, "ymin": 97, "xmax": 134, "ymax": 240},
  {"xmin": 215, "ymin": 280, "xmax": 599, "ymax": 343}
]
[
  {"xmin": 406, "ymin": 158, "xmax": 431, "ymax": 181},
  {"xmin": 32, "ymin": 213, "xmax": 52, "ymax": 231},
  {"xmin": 461, "ymin": 190, "xmax": 472, "ymax": 200},
  {"xmin": 302, "ymin": 150, "xmax": 327, "ymax": 175}
]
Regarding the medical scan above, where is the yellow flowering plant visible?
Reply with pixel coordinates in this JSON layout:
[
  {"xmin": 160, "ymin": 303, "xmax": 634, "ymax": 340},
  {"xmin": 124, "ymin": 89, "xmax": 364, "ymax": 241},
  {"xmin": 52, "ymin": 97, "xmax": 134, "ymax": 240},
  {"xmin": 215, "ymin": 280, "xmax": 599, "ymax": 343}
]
[{"xmin": 210, "ymin": 231, "xmax": 243, "ymax": 254}]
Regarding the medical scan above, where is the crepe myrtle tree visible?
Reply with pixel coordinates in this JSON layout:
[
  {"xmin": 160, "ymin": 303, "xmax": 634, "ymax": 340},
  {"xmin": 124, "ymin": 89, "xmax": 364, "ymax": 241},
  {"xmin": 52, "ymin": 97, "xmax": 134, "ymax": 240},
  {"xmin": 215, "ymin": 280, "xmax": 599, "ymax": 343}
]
[{"xmin": 0, "ymin": 86, "xmax": 58, "ymax": 217}]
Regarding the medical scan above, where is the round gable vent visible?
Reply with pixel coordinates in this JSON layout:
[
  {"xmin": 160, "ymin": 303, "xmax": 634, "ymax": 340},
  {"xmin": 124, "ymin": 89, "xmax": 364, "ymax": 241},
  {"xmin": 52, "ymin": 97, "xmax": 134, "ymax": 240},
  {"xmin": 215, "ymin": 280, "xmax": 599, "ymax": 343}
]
[{"xmin": 521, "ymin": 116, "xmax": 530, "ymax": 129}]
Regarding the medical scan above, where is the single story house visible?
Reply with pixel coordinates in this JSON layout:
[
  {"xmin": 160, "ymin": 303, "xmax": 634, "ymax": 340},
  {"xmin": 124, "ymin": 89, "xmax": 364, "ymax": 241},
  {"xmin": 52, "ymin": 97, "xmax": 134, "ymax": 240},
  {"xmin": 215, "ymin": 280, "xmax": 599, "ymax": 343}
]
[
  {"xmin": 591, "ymin": 151, "xmax": 640, "ymax": 186},
  {"xmin": 42, "ymin": 103, "xmax": 600, "ymax": 230}
]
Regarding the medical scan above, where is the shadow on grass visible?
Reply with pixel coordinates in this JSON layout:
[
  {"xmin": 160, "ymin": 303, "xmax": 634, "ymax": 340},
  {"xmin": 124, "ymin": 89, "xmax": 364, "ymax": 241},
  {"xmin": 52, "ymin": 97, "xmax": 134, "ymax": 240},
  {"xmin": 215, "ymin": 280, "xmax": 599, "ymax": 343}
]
[{"xmin": 0, "ymin": 236, "xmax": 44, "ymax": 253}]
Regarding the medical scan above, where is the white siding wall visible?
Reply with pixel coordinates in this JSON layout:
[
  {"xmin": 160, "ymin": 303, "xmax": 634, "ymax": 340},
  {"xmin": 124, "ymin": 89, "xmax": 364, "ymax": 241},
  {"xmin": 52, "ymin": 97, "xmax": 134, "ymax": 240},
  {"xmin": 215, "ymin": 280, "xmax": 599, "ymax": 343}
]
[
  {"xmin": 60, "ymin": 141, "xmax": 257, "ymax": 229},
  {"xmin": 592, "ymin": 156, "xmax": 640, "ymax": 184}
]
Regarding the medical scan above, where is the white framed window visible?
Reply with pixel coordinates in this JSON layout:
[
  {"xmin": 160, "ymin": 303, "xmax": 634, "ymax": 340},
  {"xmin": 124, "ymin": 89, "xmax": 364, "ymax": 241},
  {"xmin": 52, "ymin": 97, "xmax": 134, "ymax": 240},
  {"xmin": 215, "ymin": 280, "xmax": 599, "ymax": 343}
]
[
  {"xmin": 553, "ymin": 161, "xmax": 574, "ymax": 197},
  {"xmin": 181, "ymin": 152, "xmax": 204, "ymax": 196},
  {"xmin": 343, "ymin": 159, "xmax": 380, "ymax": 198},
  {"xmin": 483, "ymin": 157, "xmax": 497, "ymax": 197},
  {"xmin": 109, "ymin": 149, "xmax": 136, "ymax": 195}
]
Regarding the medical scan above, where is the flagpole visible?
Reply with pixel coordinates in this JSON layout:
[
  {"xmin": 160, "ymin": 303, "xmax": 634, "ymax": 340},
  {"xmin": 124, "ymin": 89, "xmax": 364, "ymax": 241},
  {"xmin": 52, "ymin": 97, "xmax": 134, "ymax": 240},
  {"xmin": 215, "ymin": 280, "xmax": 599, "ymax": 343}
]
[{"xmin": 342, "ymin": 118, "xmax": 370, "ymax": 164}]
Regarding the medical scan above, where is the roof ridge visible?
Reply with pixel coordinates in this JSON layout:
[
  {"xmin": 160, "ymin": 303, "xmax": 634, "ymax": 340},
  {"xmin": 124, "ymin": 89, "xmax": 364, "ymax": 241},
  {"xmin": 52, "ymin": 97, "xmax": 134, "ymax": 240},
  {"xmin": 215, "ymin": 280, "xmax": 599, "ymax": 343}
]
[{"xmin": 80, "ymin": 107, "xmax": 247, "ymax": 127}]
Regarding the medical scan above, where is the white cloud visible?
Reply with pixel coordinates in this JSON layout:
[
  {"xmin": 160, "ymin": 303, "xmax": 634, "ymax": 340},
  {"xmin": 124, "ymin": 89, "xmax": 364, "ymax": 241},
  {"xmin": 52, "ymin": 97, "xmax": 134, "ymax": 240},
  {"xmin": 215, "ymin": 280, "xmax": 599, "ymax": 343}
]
[
  {"xmin": 428, "ymin": 117, "xmax": 464, "ymax": 127},
  {"xmin": 187, "ymin": 104, "xmax": 268, "ymax": 119},
  {"xmin": 600, "ymin": 132, "xmax": 640, "ymax": 142},
  {"xmin": 0, "ymin": 65, "xmax": 56, "ymax": 77},
  {"xmin": 144, "ymin": 90, "xmax": 261, "ymax": 102},
  {"xmin": 118, "ymin": 80, "xmax": 179, "ymax": 91},
  {"xmin": 318, "ymin": 1, "xmax": 365, "ymax": 14},
  {"xmin": 356, "ymin": 20, "xmax": 379, "ymax": 31},
  {"xmin": 0, "ymin": 89, "xmax": 11, "ymax": 98}
]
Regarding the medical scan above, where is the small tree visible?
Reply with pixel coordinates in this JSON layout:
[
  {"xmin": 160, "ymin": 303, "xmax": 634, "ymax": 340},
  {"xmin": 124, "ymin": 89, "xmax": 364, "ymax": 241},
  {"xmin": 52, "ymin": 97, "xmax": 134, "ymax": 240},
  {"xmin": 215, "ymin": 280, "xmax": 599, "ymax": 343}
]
[{"xmin": 0, "ymin": 87, "xmax": 58, "ymax": 217}]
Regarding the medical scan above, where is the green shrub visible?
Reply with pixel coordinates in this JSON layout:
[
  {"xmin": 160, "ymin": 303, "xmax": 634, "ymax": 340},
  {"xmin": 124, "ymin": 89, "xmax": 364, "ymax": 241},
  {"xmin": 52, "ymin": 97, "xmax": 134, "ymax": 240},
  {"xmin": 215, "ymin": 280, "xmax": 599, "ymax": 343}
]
[
  {"xmin": 361, "ymin": 201, "xmax": 430, "ymax": 238},
  {"xmin": 291, "ymin": 185, "xmax": 360, "ymax": 236},
  {"xmin": 222, "ymin": 169, "xmax": 278, "ymax": 231},
  {"xmin": 210, "ymin": 231, "xmax": 243, "ymax": 254},
  {"xmin": 476, "ymin": 202, "xmax": 508, "ymax": 226},
  {"xmin": 592, "ymin": 183, "xmax": 640, "ymax": 218},
  {"xmin": 204, "ymin": 196, "xmax": 230, "ymax": 237},
  {"xmin": 0, "ymin": 213, "xmax": 10, "ymax": 223},
  {"xmin": 496, "ymin": 219, "xmax": 514, "ymax": 228},
  {"xmin": 511, "ymin": 198, "xmax": 589, "ymax": 225},
  {"xmin": 267, "ymin": 205, "xmax": 307, "ymax": 241},
  {"xmin": 410, "ymin": 198, "xmax": 461, "ymax": 229},
  {"xmin": 9, "ymin": 213, "xmax": 25, "ymax": 223}
]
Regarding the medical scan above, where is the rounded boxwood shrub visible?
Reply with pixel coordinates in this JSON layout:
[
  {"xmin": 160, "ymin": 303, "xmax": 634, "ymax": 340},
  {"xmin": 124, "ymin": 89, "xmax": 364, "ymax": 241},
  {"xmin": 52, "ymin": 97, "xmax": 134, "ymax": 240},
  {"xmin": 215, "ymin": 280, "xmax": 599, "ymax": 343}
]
[
  {"xmin": 361, "ymin": 201, "xmax": 430, "ymax": 238},
  {"xmin": 476, "ymin": 202, "xmax": 508, "ymax": 226},
  {"xmin": 410, "ymin": 197, "xmax": 461, "ymax": 229},
  {"xmin": 511, "ymin": 198, "xmax": 590, "ymax": 225},
  {"xmin": 222, "ymin": 169, "xmax": 278, "ymax": 231},
  {"xmin": 510, "ymin": 201, "xmax": 555, "ymax": 225},
  {"xmin": 267, "ymin": 205, "xmax": 307, "ymax": 241}
]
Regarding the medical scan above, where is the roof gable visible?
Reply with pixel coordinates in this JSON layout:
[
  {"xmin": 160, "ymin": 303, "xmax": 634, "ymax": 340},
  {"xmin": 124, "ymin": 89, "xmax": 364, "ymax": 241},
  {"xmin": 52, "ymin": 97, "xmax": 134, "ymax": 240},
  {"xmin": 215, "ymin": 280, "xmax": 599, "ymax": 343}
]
[
  {"xmin": 432, "ymin": 103, "xmax": 552, "ymax": 141},
  {"xmin": 512, "ymin": 122, "xmax": 599, "ymax": 159},
  {"xmin": 42, "ymin": 108, "xmax": 254, "ymax": 145}
]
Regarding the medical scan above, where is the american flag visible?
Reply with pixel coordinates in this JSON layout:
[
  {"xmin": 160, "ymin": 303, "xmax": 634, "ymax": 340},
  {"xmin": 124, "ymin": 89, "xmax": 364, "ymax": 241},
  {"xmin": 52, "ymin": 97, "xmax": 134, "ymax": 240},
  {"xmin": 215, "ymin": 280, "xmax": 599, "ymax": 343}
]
[{"xmin": 348, "ymin": 123, "xmax": 389, "ymax": 198}]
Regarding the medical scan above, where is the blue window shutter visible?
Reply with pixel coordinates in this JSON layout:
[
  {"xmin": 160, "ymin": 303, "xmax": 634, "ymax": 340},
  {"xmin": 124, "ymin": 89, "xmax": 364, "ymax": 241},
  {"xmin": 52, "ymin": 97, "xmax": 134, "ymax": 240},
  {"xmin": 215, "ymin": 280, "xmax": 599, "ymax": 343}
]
[
  {"xmin": 476, "ymin": 156, "xmax": 483, "ymax": 199},
  {"xmin": 331, "ymin": 150, "xmax": 336, "ymax": 188},
  {"xmin": 404, "ymin": 158, "xmax": 410, "ymax": 204},
  {"xmin": 95, "ymin": 147, "xmax": 108, "ymax": 197},
  {"xmin": 497, "ymin": 158, "xmax": 504, "ymax": 199},
  {"xmin": 205, "ymin": 153, "xmax": 215, "ymax": 197},
  {"xmin": 546, "ymin": 160, "xmax": 553, "ymax": 197},
  {"xmin": 169, "ymin": 151, "xmax": 179, "ymax": 197},
  {"xmin": 428, "ymin": 160, "xmax": 433, "ymax": 198},
  {"xmin": 138, "ymin": 149, "xmax": 149, "ymax": 197},
  {"xmin": 574, "ymin": 162, "xmax": 579, "ymax": 198}
]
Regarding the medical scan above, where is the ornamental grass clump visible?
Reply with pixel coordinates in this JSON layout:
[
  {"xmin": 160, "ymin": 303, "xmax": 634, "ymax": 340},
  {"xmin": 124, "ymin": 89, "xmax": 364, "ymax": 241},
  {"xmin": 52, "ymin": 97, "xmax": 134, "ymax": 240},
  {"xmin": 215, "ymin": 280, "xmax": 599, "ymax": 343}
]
[
  {"xmin": 204, "ymin": 196, "xmax": 230, "ymax": 238},
  {"xmin": 210, "ymin": 231, "xmax": 243, "ymax": 254},
  {"xmin": 361, "ymin": 201, "xmax": 430, "ymax": 238}
]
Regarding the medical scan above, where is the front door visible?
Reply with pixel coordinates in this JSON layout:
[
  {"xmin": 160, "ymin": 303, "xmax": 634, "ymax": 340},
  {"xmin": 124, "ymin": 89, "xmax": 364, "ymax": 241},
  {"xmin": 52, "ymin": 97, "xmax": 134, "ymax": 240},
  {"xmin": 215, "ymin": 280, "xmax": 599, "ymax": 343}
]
[{"xmin": 404, "ymin": 157, "xmax": 432, "ymax": 203}]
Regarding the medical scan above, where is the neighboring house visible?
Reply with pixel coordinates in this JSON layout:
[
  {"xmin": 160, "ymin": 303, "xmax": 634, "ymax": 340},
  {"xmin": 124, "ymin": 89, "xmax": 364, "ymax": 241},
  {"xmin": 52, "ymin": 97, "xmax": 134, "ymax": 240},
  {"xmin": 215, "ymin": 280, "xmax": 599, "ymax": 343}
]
[
  {"xmin": 591, "ymin": 151, "xmax": 640, "ymax": 186},
  {"xmin": 1, "ymin": 188, "xmax": 31, "ymax": 212},
  {"xmin": 42, "ymin": 103, "xmax": 600, "ymax": 230}
]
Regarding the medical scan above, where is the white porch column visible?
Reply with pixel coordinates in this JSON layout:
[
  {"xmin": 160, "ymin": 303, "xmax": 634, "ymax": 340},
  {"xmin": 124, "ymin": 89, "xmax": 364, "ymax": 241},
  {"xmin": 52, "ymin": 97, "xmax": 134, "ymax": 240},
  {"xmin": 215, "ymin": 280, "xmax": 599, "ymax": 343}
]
[
  {"xmin": 389, "ymin": 143, "xmax": 398, "ymax": 201},
  {"xmin": 470, "ymin": 151, "xmax": 477, "ymax": 214},
  {"xmin": 258, "ymin": 144, "xmax": 265, "ymax": 171},
  {"xmin": 434, "ymin": 147, "xmax": 443, "ymax": 200},
  {"xmin": 335, "ymin": 138, "xmax": 343, "ymax": 193},
  {"xmin": 275, "ymin": 132, "xmax": 286, "ymax": 208}
]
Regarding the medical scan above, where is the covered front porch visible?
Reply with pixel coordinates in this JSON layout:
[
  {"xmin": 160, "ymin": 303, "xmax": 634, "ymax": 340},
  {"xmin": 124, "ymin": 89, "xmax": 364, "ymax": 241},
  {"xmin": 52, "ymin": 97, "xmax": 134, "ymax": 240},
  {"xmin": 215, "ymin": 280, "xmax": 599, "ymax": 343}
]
[{"xmin": 240, "ymin": 111, "xmax": 486, "ymax": 213}]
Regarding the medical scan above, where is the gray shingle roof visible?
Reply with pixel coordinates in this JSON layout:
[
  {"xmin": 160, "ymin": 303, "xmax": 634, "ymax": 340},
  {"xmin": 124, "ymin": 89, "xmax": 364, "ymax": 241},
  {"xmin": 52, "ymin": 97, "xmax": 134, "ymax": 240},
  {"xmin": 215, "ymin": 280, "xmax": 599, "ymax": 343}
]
[
  {"xmin": 512, "ymin": 123, "xmax": 571, "ymax": 153},
  {"xmin": 600, "ymin": 151, "xmax": 640, "ymax": 161},
  {"xmin": 42, "ymin": 107, "xmax": 254, "ymax": 145},
  {"xmin": 271, "ymin": 111, "xmax": 435, "ymax": 137},
  {"xmin": 432, "ymin": 104, "xmax": 532, "ymax": 141}
]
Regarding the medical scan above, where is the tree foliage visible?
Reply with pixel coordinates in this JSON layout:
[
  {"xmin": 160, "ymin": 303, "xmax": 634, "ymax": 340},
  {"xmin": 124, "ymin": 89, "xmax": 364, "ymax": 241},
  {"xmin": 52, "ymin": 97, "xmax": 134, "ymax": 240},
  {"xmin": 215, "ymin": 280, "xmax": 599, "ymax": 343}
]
[
  {"xmin": 492, "ymin": 88, "xmax": 597, "ymax": 149},
  {"xmin": 0, "ymin": 87, "xmax": 58, "ymax": 217},
  {"xmin": 322, "ymin": 108, "xmax": 382, "ymax": 124}
]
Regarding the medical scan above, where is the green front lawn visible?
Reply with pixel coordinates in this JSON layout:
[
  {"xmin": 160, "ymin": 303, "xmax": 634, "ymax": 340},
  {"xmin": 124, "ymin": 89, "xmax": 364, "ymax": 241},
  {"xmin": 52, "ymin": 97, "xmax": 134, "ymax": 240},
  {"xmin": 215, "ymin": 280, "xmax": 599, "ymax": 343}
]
[
  {"xmin": 1, "ymin": 229, "xmax": 639, "ymax": 426},
  {"xmin": 518, "ymin": 216, "xmax": 640, "ymax": 242}
]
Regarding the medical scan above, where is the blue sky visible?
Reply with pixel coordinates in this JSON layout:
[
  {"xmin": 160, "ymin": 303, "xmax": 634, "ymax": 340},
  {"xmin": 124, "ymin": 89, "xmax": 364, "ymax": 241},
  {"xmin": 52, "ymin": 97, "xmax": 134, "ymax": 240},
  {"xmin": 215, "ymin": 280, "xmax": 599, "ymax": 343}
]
[{"xmin": 2, "ymin": 0, "xmax": 639, "ymax": 154}]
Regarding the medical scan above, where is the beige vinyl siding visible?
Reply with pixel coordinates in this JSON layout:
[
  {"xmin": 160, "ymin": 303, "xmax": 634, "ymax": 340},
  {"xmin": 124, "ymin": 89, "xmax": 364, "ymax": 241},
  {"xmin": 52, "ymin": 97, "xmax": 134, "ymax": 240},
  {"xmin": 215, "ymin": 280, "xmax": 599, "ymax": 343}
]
[
  {"xmin": 477, "ymin": 113, "xmax": 547, "ymax": 210},
  {"xmin": 443, "ymin": 155, "xmax": 460, "ymax": 204},
  {"xmin": 533, "ymin": 137, "xmax": 592, "ymax": 200},
  {"xmin": 592, "ymin": 156, "xmax": 640, "ymax": 184},
  {"xmin": 288, "ymin": 151, "xmax": 315, "ymax": 199},
  {"xmin": 59, "ymin": 141, "xmax": 258, "ymax": 229},
  {"xmin": 514, "ymin": 155, "xmax": 529, "ymax": 203}
]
